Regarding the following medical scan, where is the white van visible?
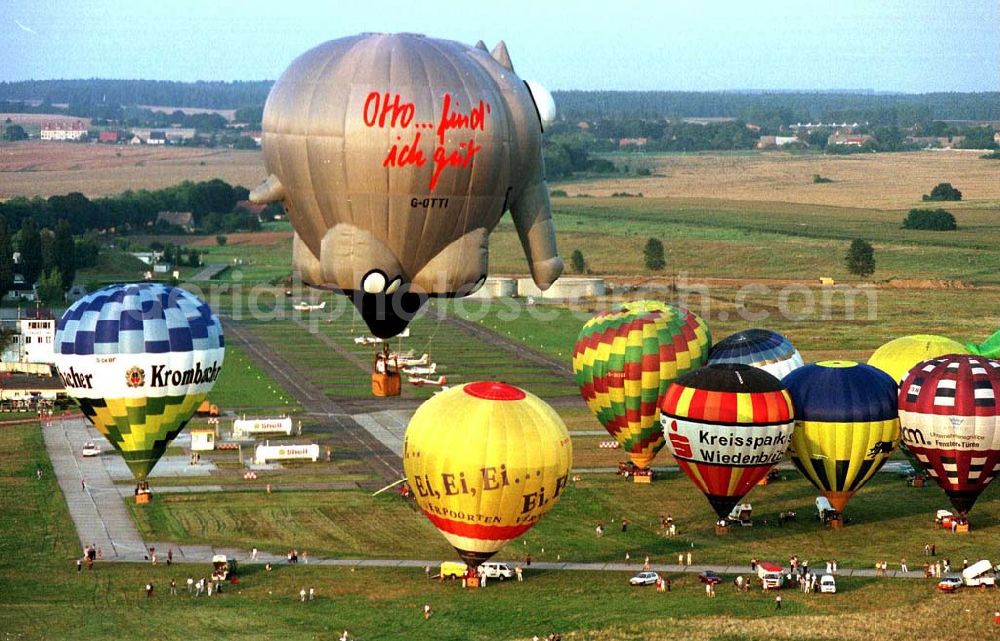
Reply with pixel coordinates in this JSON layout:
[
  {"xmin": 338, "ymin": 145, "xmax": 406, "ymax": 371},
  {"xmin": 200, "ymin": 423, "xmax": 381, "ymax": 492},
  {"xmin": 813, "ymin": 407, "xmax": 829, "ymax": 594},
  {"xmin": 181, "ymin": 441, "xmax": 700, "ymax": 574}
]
[
  {"xmin": 727, "ymin": 503, "xmax": 753, "ymax": 526},
  {"xmin": 478, "ymin": 562, "xmax": 514, "ymax": 580},
  {"xmin": 819, "ymin": 574, "xmax": 837, "ymax": 593},
  {"xmin": 962, "ymin": 559, "xmax": 995, "ymax": 587},
  {"xmin": 816, "ymin": 496, "xmax": 839, "ymax": 522}
]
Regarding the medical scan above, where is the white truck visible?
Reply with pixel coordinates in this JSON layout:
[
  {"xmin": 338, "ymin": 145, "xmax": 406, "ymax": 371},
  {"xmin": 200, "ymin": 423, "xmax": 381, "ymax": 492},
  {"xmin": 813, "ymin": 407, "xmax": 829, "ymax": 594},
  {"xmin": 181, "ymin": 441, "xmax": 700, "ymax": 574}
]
[
  {"xmin": 962, "ymin": 559, "xmax": 995, "ymax": 587},
  {"xmin": 727, "ymin": 503, "xmax": 753, "ymax": 526},
  {"xmin": 757, "ymin": 562, "xmax": 785, "ymax": 589}
]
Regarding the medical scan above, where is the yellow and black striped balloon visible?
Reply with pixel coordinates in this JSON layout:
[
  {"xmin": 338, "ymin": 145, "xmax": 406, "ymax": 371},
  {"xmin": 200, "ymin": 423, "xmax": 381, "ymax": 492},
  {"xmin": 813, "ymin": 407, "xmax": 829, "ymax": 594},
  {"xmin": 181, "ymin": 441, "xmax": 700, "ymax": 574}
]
[{"xmin": 783, "ymin": 361, "xmax": 900, "ymax": 512}]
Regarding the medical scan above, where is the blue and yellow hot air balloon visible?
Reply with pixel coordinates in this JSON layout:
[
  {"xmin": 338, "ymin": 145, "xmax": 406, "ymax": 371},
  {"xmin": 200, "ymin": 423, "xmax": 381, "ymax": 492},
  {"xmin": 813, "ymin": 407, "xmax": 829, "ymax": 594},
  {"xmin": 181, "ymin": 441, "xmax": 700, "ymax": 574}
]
[
  {"xmin": 783, "ymin": 361, "xmax": 900, "ymax": 513},
  {"xmin": 54, "ymin": 284, "xmax": 225, "ymax": 483}
]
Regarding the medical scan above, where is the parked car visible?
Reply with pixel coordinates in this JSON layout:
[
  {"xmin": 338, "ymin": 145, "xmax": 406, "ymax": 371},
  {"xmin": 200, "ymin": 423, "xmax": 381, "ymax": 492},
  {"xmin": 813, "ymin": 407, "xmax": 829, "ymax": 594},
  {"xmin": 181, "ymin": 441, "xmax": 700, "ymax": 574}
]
[
  {"xmin": 81, "ymin": 442, "xmax": 101, "ymax": 457},
  {"xmin": 699, "ymin": 570, "xmax": 723, "ymax": 585},
  {"xmin": 629, "ymin": 571, "xmax": 660, "ymax": 586},
  {"xmin": 937, "ymin": 577, "xmax": 963, "ymax": 593},
  {"xmin": 819, "ymin": 574, "xmax": 837, "ymax": 593},
  {"xmin": 478, "ymin": 562, "xmax": 514, "ymax": 580}
]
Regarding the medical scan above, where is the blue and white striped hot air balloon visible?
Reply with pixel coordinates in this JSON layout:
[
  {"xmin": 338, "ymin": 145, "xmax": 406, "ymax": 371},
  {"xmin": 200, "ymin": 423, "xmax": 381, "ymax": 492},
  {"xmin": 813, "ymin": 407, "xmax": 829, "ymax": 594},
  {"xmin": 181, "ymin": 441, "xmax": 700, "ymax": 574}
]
[
  {"xmin": 708, "ymin": 329, "xmax": 804, "ymax": 380},
  {"xmin": 53, "ymin": 284, "xmax": 224, "ymax": 481}
]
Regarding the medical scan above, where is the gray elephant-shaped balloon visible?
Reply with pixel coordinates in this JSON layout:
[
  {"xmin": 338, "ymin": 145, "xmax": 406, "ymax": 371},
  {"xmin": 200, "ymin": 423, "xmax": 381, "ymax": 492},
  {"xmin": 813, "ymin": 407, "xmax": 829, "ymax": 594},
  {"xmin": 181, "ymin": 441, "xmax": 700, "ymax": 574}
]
[{"xmin": 251, "ymin": 33, "xmax": 562, "ymax": 337}]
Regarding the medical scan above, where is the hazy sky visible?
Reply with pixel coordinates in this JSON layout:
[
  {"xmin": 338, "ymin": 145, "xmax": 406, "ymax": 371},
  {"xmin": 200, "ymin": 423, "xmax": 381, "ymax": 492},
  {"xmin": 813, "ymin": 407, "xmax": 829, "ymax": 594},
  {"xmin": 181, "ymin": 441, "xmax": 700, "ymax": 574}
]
[{"xmin": 2, "ymin": 0, "xmax": 997, "ymax": 92}]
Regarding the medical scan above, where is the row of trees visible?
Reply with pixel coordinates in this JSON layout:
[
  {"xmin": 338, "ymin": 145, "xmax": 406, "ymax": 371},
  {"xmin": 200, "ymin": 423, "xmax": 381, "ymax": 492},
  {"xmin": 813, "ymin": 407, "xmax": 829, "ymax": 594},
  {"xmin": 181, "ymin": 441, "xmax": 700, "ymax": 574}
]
[
  {"xmin": 3, "ymin": 80, "xmax": 998, "ymax": 131},
  {"xmin": 552, "ymin": 91, "xmax": 1000, "ymax": 125},
  {"xmin": 0, "ymin": 179, "xmax": 265, "ymax": 235},
  {"xmin": 0, "ymin": 216, "xmax": 78, "ymax": 300},
  {"xmin": 0, "ymin": 79, "xmax": 271, "ymax": 112}
]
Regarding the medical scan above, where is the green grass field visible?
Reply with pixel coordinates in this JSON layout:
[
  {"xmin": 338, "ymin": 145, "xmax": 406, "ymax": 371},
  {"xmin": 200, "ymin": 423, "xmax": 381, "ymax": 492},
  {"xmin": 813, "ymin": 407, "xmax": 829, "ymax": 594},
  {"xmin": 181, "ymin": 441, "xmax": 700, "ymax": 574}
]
[
  {"xmin": 4, "ymin": 423, "xmax": 998, "ymax": 641},
  {"xmin": 209, "ymin": 342, "xmax": 301, "ymax": 413},
  {"xmin": 128, "ymin": 469, "xmax": 1000, "ymax": 570},
  {"xmin": 486, "ymin": 197, "xmax": 1000, "ymax": 284}
]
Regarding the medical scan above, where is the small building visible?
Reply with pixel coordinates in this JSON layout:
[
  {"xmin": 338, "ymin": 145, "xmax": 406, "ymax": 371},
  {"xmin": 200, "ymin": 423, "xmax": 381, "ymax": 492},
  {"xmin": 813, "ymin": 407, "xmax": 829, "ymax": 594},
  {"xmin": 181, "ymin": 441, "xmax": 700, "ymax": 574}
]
[
  {"xmin": 156, "ymin": 211, "xmax": 195, "ymax": 233},
  {"xmin": 40, "ymin": 121, "xmax": 88, "ymax": 141},
  {"xmin": 130, "ymin": 251, "xmax": 164, "ymax": 266},
  {"xmin": 827, "ymin": 133, "xmax": 874, "ymax": 146},
  {"xmin": 98, "ymin": 130, "xmax": 121, "ymax": 143},
  {"xmin": 190, "ymin": 428, "xmax": 216, "ymax": 451},
  {"xmin": 235, "ymin": 200, "xmax": 267, "ymax": 218},
  {"xmin": 240, "ymin": 130, "xmax": 263, "ymax": 146},
  {"xmin": 130, "ymin": 127, "xmax": 196, "ymax": 143},
  {"xmin": 1, "ymin": 309, "xmax": 56, "ymax": 366},
  {"xmin": 5, "ymin": 275, "xmax": 36, "ymax": 302},
  {"xmin": 618, "ymin": 137, "xmax": 648, "ymax": 149},
  {"xmin": 0, "ymin": 373, "xmax": 65, "ymax": 406},
  {"xmin": 756, "ymin": 135, "xmax": 801, "ymax": 149}
]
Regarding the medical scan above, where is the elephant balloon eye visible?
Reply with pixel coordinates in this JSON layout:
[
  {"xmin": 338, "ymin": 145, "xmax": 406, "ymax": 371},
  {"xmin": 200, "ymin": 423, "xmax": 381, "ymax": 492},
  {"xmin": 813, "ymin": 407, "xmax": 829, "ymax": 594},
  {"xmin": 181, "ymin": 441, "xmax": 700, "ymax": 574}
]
[{"xmin": 362, "ymin": 271, "xmax": 388, "ymax": 294}]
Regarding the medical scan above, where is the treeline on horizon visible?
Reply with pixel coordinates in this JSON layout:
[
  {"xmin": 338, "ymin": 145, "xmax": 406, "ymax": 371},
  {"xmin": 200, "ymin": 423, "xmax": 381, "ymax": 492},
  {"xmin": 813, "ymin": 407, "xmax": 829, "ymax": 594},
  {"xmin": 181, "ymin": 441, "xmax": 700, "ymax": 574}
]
[
  {"xmin": 0, "ymin": 179, "xmax": 267, "ymax": 237},
  {"xmin": 1, "ymin": 79, "xmax": 998, "ymax": 124}
]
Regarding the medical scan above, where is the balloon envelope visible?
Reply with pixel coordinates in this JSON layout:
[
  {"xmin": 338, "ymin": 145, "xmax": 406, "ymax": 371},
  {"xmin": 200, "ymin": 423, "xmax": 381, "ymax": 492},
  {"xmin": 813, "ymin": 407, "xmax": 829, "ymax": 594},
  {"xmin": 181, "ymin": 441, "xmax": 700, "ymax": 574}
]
[
  {"xmin": 573, "ymin": 301, "xmax": 711, "ymax": 469},
  {"xmin": 252, "ymin": 34, "xmax": 562, "ymax": 337},
  {"xmin": 54, "ymin": 284, "xmax": 225, "ymax": 481},
  {"xmin": 868, "ymin": 334, "xmax": 968, "ymax": 383},
  {"xmin": 403, "ymin": 382, "xmax": 572, "ymax": 566},
  {"xmin": 783, "ymin": 361, "xmax": 900, "ymax": 512},
  {"xmin": 661, "ymin": 364, "xmax": 794, "ymax": 518},
  {"xmin": 898, "ymin": 354, "xmax": 1000, "ymax": 517},
  {"xmin": 708, "ymin": 329, "xmax": 804, "ymax": 380}
]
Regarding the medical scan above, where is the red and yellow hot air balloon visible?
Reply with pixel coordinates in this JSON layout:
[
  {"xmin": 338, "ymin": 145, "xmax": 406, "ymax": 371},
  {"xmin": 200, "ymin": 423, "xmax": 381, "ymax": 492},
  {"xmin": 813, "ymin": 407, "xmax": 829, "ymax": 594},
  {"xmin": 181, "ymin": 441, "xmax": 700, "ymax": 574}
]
[
  {"xmin": 403, "ymin": 382, "xmax": 572, "ymax": 567},
  {"xmin": 661, "ymin": 364, "xmax": 794, "ymax": 519},
  {"xmin": 898, "ymin": 355, "xmax": 1000, "ymax": 524},
  {"xmin": 572, "ymin": 301, "xmax": 711, "ymax": 469}
]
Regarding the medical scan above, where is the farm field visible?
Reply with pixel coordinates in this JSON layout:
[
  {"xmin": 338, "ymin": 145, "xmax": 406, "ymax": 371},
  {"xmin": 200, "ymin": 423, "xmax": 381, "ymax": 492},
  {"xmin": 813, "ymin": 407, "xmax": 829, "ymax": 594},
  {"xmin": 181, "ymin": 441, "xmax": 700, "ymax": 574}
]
[
  {"xmin": 0, "ymin": 140, "xmax": 263, "ymax": 198},
  {"xmin": 3, "ymin": 424, "xmax": 998, "ymax": 641},
  {"xmin": 558, "ymin": 150, "xmax": 1000, "ymax": 209}
]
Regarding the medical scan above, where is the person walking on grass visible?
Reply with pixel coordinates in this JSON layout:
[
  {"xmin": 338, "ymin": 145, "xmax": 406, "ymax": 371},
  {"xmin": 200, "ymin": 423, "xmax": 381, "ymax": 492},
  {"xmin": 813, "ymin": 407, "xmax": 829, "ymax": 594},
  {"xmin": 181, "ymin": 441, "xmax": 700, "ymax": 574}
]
[
  {"xmin": 775, "ymin": 594, "xmax": 782, "ymax": 609},
  {"xmin": 170, "ymin": 579, "xmax": 177, "ymax": 596}
]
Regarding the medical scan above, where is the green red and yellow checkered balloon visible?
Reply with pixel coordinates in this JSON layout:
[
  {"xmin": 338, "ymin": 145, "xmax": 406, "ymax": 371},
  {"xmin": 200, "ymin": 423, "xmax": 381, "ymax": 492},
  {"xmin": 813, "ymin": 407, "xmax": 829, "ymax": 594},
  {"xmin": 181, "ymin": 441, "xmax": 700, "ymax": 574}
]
[{"xmin": 572, "ymin": 301, "xmax": 711, "ymax": 468}]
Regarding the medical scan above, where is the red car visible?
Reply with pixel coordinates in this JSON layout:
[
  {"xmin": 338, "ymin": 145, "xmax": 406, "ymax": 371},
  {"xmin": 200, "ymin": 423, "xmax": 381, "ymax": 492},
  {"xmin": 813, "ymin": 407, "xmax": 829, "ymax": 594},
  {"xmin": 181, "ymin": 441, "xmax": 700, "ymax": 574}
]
[{"xmin": 699, "ymin": 571, "xmax": 723, "ymax": 585}]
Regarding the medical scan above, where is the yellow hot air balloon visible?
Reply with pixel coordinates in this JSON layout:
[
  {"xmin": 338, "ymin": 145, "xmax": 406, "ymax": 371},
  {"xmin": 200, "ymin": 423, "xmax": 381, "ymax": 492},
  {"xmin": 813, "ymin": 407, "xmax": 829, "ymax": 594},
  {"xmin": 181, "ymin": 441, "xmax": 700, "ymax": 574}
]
[
  {"xmin": 403, "ymin": 382, "xmax": 572, "ymax": 566},
  {"xmin": 868, "ymin": 334, "xmax": 968, "ymax": 383}
]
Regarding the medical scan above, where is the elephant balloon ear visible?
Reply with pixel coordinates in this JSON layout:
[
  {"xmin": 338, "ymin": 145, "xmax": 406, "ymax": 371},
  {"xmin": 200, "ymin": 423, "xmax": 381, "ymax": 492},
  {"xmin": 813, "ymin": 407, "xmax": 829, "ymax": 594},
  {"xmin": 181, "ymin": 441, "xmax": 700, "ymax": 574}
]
[
  {"xmin": 491, "ymin": 41, "xmax": 513, "ymax": 70},
  {"xmin": 967, "ymin": 329, "xmax": 1000, "ymax": 357}
]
